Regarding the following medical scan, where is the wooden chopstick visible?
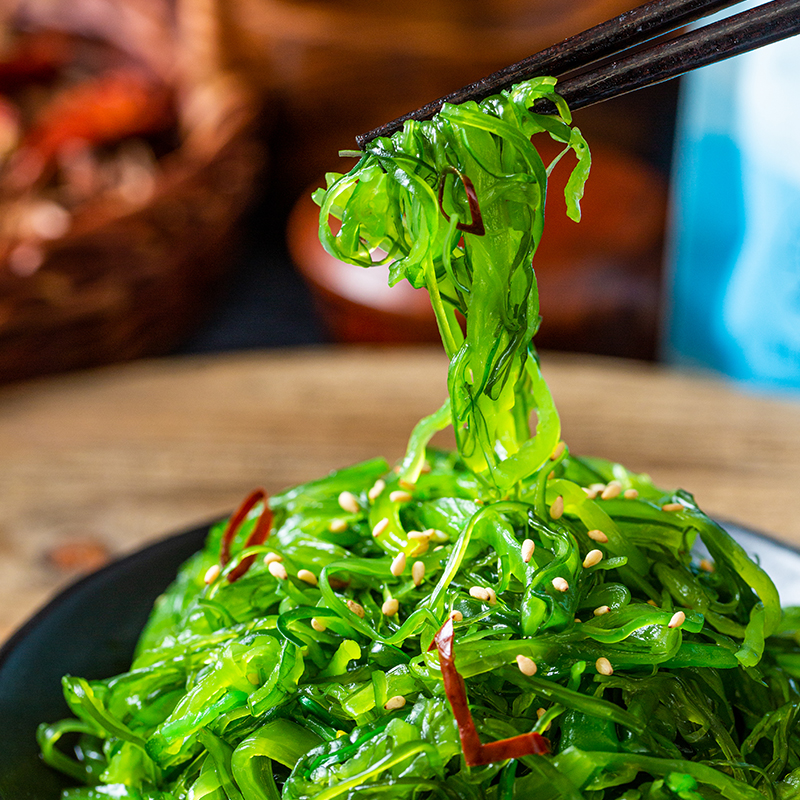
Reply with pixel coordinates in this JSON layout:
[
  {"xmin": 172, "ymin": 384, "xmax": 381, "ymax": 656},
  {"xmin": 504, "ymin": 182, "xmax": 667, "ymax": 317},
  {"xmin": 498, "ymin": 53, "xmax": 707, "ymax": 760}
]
[
  {"xmin": 543, "ymin": 0, "xmax": 800, "ymax": 114},
  {"xmin": 356, "ymin": 0, "xmax": 797, "ymax": 148}
]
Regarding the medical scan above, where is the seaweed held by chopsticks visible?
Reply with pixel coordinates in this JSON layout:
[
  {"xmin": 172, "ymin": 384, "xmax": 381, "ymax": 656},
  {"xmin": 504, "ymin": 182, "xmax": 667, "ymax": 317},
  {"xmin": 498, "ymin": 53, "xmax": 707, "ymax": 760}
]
[{"xmin": 38, "ymin": 75, "xmax": 800, "ymax": 800}]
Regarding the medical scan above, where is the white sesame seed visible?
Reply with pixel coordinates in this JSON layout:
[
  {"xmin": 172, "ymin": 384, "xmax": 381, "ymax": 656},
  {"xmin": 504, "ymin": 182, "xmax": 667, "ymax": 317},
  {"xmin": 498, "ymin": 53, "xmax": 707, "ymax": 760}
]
[
  {"xmin": 594, "ymin": 605, "xmax": 611, "ymax": 616},
  {"xmin": 516, "ymin": 654, "xmax": 537, "ymax": 676},
  {"xmin": 268, "ymin": 561, "xmax": 288, "ymax": 580},
  {"xmin": 372, "ymin": 518, "xmax": 390, "ymax": 537},
  {"xmin": 347, "ymin": 599, "xmax": 365, "ymax": 618},
  {"xmin": 368, "ymin": 479, "xmax": 386, "ymax": 501},
  {"xmin": 699, "ymin": 558, "xmax": 715, "ymax": 572},
  {"xmin": 552, "ymin": 577, "xmax": 569, "ymax": 592},
  {"xmin": 390, "ymin": 490, "xmax": 413, "ymax": 503},
  {"xmin": 407, "ymin": 530, "xmax": 430, "ymax": 541},
  {"xmin": 204, "ymin": 564, "xmax": 221, "ymax": 584},
  {"xmin": 486, "ymin": 587, "xmax": 497, "ymax": 605},
  {"xmin": 590, "ymin": 483, "xmax": 607, "ymax": 493},
  {"xmin": 583, "ymin": 549, "xmax": 604, "ymax": 569},
  {"xmin": 550, "ymin": 496, "xmax": 564, "ymax": 519},
  {"xmin": 583, "ymin": 486, "xmax": 599, "ymax": 499},
  {"xmin": 311, "ymin": 617, "xmax": 327, "ymax": 632},
  {"xmin": 412, "ymin": 561, "xmax": 425, "ymax": 586},
  {"xmin": 668, "ymin": 610, "xmax": 686, "ymax": 629},
  {"xmin": 390, "ymin": 552, "xmax": 406, "ymax": 577},
  {"xmin": 338, "ymin": 491, "xmax": 360, "ymax": 514},
  {"xmin": 427, "ymin": 528, "xmax": 449, "ymax": 543},
  {"xmin": 624, "ymin": 488, "xmax": 639, "ymax": 499},
  {"xmin": 410, "ymin": 539, "xmax": 429, "ymax": 557},
  {"xmin": 469, "ymin": 586, "xmax": 491, "ymax": 602},
  {"xmin": 550, "ymin": 441, "xmax": 566, "ymax": 461},
  {"xmin": 450, "ymin": 610, "xmax": 463, "ymax": 622},
  {"xmin": 521, "ymin": 538, "xmax": 535, "ymax": 563},
  {"xmin": 263, "ymin": 552, "xmax": 283, "ymax": 565},
  {"xmin": 662, "ymin": 502, "xmax": 684, "ymax": 512},
  {"xmin": 596, "ymin": 657, "xmax": 614, "ymax": 676},
  {"xmin": 601, "ymin": 481, "xmax": 622, "ymax": 500},
  {"xmin": 382, "ymin": 598, "xmax": 399, "ymax": 616},
  {"xmin": 297, "ymin": 569, "xmax": 318, "ymax": 586},
  {"xmin": 587, "ymin": 529, "xmax": 609, "ymax": 543},
  {"xmin": 384, "ymin": 695, "xmax": 406, "ymax": 711},
  {"xmin": 329, "ymin": 519, "xmax": 348, "ymax": 533}
]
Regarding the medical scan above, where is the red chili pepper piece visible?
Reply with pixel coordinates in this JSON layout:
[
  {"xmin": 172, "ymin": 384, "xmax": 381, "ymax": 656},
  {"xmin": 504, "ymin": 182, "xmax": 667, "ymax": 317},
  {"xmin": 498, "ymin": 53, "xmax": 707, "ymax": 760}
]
[
  {"xmin": 437, "ymin": 167, "xmax": 486, "ymax": 237},
  {"xmin": 429, "ymin": 618, "xmax": 550, "ymax": 766},
  {"xmin": 220, "ymin": 488, "xmax": 273, "ymax": 582}
]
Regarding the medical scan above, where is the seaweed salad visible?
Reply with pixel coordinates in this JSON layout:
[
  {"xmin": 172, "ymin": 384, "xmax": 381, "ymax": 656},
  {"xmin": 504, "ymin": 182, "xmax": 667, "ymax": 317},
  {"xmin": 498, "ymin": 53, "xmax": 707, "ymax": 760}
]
[{"xmin": 38, "ymin": 76, "xmax": 800, "ymax": 800}]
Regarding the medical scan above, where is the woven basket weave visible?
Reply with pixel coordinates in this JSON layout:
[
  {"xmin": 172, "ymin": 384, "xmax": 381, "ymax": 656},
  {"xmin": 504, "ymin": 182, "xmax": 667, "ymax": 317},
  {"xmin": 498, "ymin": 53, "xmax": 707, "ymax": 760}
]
[{"xmin": 0, "ymin": 0, "xmax": 264, "ymax": 383}]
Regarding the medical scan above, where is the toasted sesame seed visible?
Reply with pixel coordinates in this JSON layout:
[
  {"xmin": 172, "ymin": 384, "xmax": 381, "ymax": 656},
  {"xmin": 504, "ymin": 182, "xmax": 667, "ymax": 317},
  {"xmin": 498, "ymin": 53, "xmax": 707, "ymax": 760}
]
[
  {"xmin": 347, "ymin": 599, "xmax": 365, "ymax": 618},
  {"xmin": 574, "ymin": 617, "xmax": 582, "ymax": 624},
  {"xmin": 390, "ymin": 552, "xmax": 407, "ymax": 577},
  {"xmin": 410, "ymin": 539, "xmax": 429, "ymax": 556},
  {"xmin": 390, "ymin": 490, "xmax": 413, "ymax": 503},
  {"xmin": 594, "ymin": 605, "xmax": 611, "ymax": 616},
  {"xmin": 412, "ymin": 561, "xmax": 425, "ymax": 586},
  {"xmin": 647, "ymin": 599, "xmax": 658, "ymax": 607},
  {"xmin": 310, "ymin": 617, "xmax": 327, "ymax": 632},
  {"xmin": 596, "ymin": 657, "xmax": 614, "ymax": 676},
  {"xmin": 204, "ymin": 564, "xmax": 221, "ymax": 584},
  {"xmin": 552, "ymin": 577, "xmax": 569, "ymax": 592},
  {"xmin": 427, "ymin": 528, "xmax": 449, "ymax": 543},
  {"xmin": 433, "ymin": 545, "xmax": 445, "ymax": 552},
  {"xmin": 247, "ymin": 672, "xmax": 260, "ymax": 686},
  {"xmin": 662, "ymin": 502, "xmax": 684, "ymax": 512},
  {"xmin": 372, "ymin": 517, "xmax": 390, "ymax": 537},
  {"xmin": 624, "ymin": 488, "xmax": 639, "ymax": 499},
  {"xmin": 550, "ymin": 441, "xmax": 566, "ymax": 461},
  {"xmin": 550, "ymin": 496, "xmax": 564, "ymax": 519},
  {"xmin": 297, "ymin": 569, "xmax": 318, "ymax": 586},
  {"xmin": 590, "ymin": 483, "xmax": 607, "ymax": 493},
  {"xmin": 329, "ymin": 519, "xmax": 348, "ymax": 533},
  {"xmin": 382, "ymin": 597, "xmax": 399, "ymax": 616},
  {"xmin": 268, "ymin": 561, "xmax": 288, "ymax": 580},
  {"xmin": 548, "ymin": 470, "xmax": 556, "ymax": 480},
  {"xmin": 338, "ymin": 491, "xmax": 360, "ymax": 514},
  {"xmin": 699, "ymin": 558, "xmax": 715, "ymax": 572},
  {"xmin": 587, "ymin": 529, "xmax": 609, "ymax": 543},
  {"xmin": 521, "ymin": 538, "xmax": 535, "ymax": 563},
  {"xmin": 516, "ymin": 654, "xmax": 537, "ymax": 676},
  {"xmin": 583, "ymin": 549, "xmax": 604, "ymax": 569},
  {"xmin": 450, "ymin": 610, "xmax": 463, "ymax": 622},
  {"xmin": 486, "ymin": 587, "xmax": 497, "ymax": 605},
  {"xmin": 583, "ymin": 486, "xmax": 599, "ymax": 499},
  {"xmin": 408, "ymin": 530, "xmax": 431, "ymax": 541},
  {"xmin": 368, "ymin": 479, "xmax": 386, "ymax": 501},
  {"xmin": 398, "ymin": 478, "xmax": 416, "ymax": 491},
  {"xmin": 668, "ymin": 610, "xmax": 686, "ymax": 629},
  {"xmin": 263, "ymin": 552, "xmax": 283, "ymax": 565},
  {"xmin": 536, "ymin": 707, "xmax": 546, "ymax": 719},
  {"xmin": 469, "ymin": 586, "xmax": 491, "ymax": 602},
  {"xmin": 601, "ymin": 481, "xmax": 622, "ymax": 500},
  {"xmin": 420, "ymin": 461, "xmax": 432, "ymax": 473},
  {"xmin": 384, "ymin": 695, "xmax": 406, "ymax": 711}
]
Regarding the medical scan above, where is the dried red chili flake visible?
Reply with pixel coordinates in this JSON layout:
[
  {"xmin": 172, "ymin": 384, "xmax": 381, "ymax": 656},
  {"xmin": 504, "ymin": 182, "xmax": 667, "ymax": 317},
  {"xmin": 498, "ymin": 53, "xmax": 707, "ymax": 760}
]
[
  {"xmin": 437, "ymin": 167, "xmax": 486, "ymax": 237},
  {"xmin": 428, "ymin": 617, "xmax": 550, "ymax": 766},
  {"xmin": 220, "ymin": 488, "xmax": 273, "ymax": 582}
]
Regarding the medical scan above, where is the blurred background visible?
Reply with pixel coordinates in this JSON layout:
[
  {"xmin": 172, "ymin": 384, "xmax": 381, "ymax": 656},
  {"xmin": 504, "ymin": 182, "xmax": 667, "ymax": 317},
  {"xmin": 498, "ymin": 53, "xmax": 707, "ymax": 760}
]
[{"xmin": 0, "ymin": 0, "xmax": 795, "ymax": 388}]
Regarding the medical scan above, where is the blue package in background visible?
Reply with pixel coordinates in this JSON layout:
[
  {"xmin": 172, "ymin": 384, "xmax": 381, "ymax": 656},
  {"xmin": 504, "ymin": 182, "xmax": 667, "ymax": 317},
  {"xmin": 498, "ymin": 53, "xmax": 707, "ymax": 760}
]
[{"xmin": 663, "ymin": 24, "xmax": 800, "ymax": 392}]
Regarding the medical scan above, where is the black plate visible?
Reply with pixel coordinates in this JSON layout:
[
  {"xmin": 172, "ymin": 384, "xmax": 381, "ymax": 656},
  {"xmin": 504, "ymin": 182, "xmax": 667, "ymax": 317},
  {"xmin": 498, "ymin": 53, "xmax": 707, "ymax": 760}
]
[{"xmin": 0, "ymin": 520, "xmax": 798, "ymax": 798}]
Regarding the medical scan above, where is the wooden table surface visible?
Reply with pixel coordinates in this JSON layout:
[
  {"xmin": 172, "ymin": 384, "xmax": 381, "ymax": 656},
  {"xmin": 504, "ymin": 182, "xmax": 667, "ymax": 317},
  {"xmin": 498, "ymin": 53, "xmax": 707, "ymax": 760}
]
[{"xmin": 1, "ymin": 345, "xmax": 799, "ymax": 644}]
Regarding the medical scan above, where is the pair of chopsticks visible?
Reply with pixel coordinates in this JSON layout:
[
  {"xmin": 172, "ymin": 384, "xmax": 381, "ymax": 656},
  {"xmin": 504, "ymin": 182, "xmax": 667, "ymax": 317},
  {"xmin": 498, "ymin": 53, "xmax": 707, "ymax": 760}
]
[{"xmin": 356, "ymin": 0, "xmax": 800, "ymax": 148}]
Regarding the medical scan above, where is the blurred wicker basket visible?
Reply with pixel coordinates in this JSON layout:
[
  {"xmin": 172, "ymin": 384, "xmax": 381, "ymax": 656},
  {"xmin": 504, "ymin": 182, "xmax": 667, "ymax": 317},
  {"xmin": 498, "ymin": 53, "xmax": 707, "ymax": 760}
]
[{"xmin": 0, "ymin": 0, "xmax": 264, "ymax": 383}]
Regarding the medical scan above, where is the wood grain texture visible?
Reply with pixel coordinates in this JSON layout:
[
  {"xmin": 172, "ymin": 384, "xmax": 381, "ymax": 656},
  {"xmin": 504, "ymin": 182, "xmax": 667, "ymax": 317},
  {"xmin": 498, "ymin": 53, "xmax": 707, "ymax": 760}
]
[{"xmin": 1, "ymin": 345, "xmax": 799, "ymax": 641}]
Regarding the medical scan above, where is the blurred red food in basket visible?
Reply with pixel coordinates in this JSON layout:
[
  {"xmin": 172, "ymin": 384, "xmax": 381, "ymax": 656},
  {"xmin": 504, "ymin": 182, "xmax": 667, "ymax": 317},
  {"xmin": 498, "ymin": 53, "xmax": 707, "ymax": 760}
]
[{"xmin": 0, "ymin": 0, "xmax": 263, "ymax": 384}]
